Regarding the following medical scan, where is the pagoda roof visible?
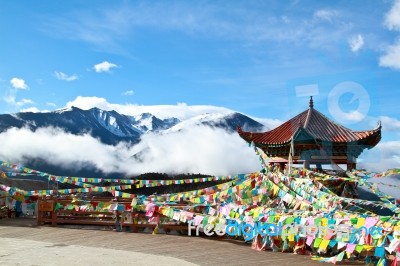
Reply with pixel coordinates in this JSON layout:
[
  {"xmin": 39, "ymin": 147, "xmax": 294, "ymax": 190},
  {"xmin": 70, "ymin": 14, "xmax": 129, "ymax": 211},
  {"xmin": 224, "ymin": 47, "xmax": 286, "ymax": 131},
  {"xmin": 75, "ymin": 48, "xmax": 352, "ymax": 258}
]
[{"xmin": 238, "ymin": 97, "xmax": 381, "ymax": 146}]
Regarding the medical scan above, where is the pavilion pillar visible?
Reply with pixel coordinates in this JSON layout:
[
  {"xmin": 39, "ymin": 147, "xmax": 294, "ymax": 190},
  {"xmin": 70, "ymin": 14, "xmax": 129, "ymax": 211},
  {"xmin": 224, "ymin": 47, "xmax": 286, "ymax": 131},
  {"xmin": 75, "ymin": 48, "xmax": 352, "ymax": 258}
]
[
  {"xmin": 279, "ymin": 163, "xmax": 286, "ymax": 172},
  {"xmin": 347, "ymin": 162, "xmax": 356, "ymax": 171},
  {"xmin": 304, "ymin": 160, "xmax": 310, "ymax": 170},
  {"xmin": 346, "ymin": 152, "xmax": 357, "ymax": 171}
]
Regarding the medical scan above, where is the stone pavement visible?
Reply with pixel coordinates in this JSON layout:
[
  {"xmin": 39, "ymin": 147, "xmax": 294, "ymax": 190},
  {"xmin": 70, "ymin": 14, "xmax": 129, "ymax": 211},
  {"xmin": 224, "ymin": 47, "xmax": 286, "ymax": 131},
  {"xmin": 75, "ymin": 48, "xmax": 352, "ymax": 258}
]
[{"xmin": 0, "ymin": 218, "xmax": 323, "ymax": 266}]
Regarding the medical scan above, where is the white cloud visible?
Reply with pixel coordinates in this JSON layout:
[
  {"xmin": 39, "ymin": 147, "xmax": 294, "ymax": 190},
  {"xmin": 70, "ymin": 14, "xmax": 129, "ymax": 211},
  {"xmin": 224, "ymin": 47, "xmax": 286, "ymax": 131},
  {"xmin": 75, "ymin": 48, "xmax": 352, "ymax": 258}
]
[
  {"xmin": 42, "ymin": 3, "xmax": 357, "ymax": 54},
  {"xmin": 4, "ymin": 92, "xmax": 34, "ymax": 108},
  {"xmin": 341, "ymin": 111, "xmax": 366, "ymax": 123},
  {"xmin": 0, "ymin": 127, "xmax": 128, "ymax": 174},
  {"xmin": 379, "ymin": 40, "xmax": 400, "ymax": 69},
  {"xmin": 10, "ymin": 78, "xmax": 28, "ymax": 90},
  {"xmin": 16, "ymin": 98, "xmax": 34, "ymax": 107},
  {"xmin": 348, "ymin": 34, "xmax": 364, "ymax": 52},
  {"xmin": 359, "ymin": 141, "xmax": 400, "ymax": 172},
  {"xmin": 380, "ymin": 1, "xmax": 400, "ymax": 70},
  {"xmin": 0, "ymin": 124, "xmax": 396, "ymax": 176},
  {"xmin": 54, "ymin": 71, "xmax": 78, "ymax": 81},
  {"xmin": 93, "ymin": 61, "xmax": 118, "ymax": 73},
  {"xmin": 20, "ymin": 107, "xmax": 41, "ymax": 113},
  {"xmin": 121, "ymin": 90, "xmax": 134, "ymax": 96},
  {"xmin": 4, "ymin": 80, "xmax": 33, "ymax": 109},
  {"xmin": 384, "ymin": 0, "xmax": 400, "ymax": 31},
  {"xmin": 129, "ymin": 126, "xmax": 260, "ymax": 175},
  {"xmin": 0, "ymin": 126, "xmax": 260, "ymax": 176},
  {"xmin": 380, "ymin": 116, "xmax": 400, "ymax": 132},
  {"xmin": 4, "ymin": 94, "xmax": 16, "ymax": 105},
  {"xmin": 313, "ymin": 9, "xmax": 339, "ymax": 23},
  {"xmin": 65, "ymin": 96, "xmax": 233, "ymax": 120}
]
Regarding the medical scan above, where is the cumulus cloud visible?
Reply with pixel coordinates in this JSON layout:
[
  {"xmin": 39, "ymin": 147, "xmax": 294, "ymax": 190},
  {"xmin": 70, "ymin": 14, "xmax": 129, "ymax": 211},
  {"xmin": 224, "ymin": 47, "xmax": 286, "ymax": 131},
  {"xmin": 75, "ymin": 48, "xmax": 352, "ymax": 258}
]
[
  {"xmin": 65, "ymin": 96, "xmax": 233, "ymax": 120},
  {"xmin": 348, "ymin": 34, "xmax": 364, "ymax": 52},
  {"xmin": 0, "ymin": 126, "xmax": 261, "ymax": 176},
  {"xmin": 54, "ymin": 71, "xmax": 79, "ymax": 81},
  {"xmin": 93, "ymin": 61, "xmax": 118, "ymax": 73},
  {"xmin": 379, "ymin": 40, "xmax": 400, "ymax": 69},
  {"xmin": 10, "ymin": 77, "xmax": 28, "ymax": 90},
  {"xmin": 121, "ymin": 90, "xmax": 134, "ymax": 96},
  {"xmin": 380, "ymin": 116, "xmax": 400, "ymax": 132},
  {"xmin": 384, "ymin": 0, "xmax": 400, "ymax": 31},
  {"xmin": 380, "ymin": 1, "xmax": 400, "ymax": 69}
]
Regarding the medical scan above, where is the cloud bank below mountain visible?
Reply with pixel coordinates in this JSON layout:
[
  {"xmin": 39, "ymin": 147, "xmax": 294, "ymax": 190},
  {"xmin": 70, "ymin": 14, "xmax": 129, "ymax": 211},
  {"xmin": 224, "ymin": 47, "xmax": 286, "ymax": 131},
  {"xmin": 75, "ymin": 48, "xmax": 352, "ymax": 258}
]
[{"xmin": 0, "ymin": 126, "xmax": 261, "ymax": 176}]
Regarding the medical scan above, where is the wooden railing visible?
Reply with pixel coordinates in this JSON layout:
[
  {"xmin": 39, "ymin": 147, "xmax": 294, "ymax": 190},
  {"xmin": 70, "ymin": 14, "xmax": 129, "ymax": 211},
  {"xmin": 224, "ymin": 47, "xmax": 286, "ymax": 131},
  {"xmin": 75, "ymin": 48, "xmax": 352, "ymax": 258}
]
[{"xmin": 37, "ymin": 197, "xmax": 189, "ymax": 234}]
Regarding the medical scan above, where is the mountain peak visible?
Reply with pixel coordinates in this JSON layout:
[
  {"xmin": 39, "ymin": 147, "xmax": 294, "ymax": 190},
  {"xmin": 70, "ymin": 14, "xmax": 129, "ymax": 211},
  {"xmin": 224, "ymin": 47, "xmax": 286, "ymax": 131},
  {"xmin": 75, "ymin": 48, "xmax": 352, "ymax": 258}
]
[
  {"xmin": 166, "ymin": 111, "xmax": 263, "ymax": 133},
  {"xmin": 137, "ymin": 112, "xmax": 153, "ymax": 120}
]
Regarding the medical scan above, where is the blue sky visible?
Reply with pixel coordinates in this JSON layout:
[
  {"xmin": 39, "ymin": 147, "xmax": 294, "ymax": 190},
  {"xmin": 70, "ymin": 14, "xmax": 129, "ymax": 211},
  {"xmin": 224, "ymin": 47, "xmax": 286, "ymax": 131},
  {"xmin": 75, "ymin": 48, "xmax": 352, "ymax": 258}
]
[
  {"xmin": 0, "ymin": 1, "xmax": 400, "ymax": 172},
  {"xmin": 1, "ymin": 1, "xmax": 399, "ymax": 117}
]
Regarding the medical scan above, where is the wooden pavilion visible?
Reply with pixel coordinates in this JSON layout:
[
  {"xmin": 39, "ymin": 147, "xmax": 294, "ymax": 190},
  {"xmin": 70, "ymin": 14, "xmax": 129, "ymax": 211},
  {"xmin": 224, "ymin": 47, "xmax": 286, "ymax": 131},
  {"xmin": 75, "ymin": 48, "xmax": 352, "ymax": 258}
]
[{"xmin": 238, "ymin": 97, "xmax": 381, "ymax": 171}]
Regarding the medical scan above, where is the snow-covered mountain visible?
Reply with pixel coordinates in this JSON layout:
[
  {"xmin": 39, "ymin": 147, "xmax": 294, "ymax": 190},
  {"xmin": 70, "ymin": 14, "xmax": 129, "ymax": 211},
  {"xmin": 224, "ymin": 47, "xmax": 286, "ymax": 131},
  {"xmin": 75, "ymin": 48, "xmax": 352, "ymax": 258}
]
[
  {"xmin": 0, "ymin": 106, "xmax": 264, "ymax": 145},
  {"xmin": 132, "ymin": 112, "xmax": 180, "ymax": 133},
  {"xmin": 166, "ymin": 112, "xmax": 263, "ymax": 133}
]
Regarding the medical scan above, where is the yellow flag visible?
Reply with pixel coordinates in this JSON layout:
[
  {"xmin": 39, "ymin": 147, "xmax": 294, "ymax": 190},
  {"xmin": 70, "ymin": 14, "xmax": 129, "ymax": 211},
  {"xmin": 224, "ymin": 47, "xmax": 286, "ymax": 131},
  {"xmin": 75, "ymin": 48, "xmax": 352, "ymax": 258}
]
[
  {"xmin": 318, "ymin": 239, "xmax": 330, "ymax": 251},
  {"xmin": 356, "ymin": 217, "xmax": 366, "ymax": 228},
  {"xmin": 320, "ymin": 218, "xmax": 328, "ymax": 227}
]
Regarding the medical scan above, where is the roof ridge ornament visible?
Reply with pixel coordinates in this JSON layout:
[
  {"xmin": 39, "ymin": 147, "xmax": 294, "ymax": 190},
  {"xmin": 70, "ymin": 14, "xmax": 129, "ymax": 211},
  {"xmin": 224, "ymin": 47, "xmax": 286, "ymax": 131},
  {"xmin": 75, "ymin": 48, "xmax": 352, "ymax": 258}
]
[{"xmin": 309, "ymin": 96, "xmax": 314, "ymax": 108}]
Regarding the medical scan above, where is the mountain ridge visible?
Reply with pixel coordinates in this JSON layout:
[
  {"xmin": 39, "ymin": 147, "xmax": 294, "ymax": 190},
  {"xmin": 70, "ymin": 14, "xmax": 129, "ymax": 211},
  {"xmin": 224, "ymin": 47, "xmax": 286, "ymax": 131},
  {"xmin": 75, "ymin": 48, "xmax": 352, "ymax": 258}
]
[{"xmin": 0, "ymin": 106, "xmax": 265, "ymax": 145}]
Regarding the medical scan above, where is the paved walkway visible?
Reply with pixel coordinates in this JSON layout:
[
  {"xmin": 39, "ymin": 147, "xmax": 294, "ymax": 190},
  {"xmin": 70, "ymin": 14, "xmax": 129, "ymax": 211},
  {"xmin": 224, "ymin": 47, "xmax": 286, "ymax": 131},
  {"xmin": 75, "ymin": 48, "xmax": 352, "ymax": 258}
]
[{"xmin": 0, "ymin": 218, "xmax": 323, "ymax": 266}]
